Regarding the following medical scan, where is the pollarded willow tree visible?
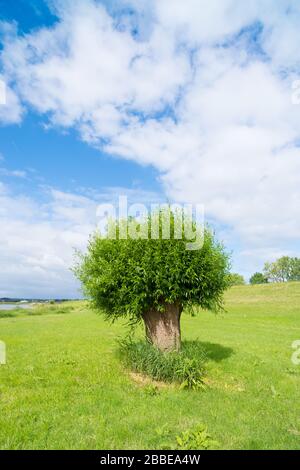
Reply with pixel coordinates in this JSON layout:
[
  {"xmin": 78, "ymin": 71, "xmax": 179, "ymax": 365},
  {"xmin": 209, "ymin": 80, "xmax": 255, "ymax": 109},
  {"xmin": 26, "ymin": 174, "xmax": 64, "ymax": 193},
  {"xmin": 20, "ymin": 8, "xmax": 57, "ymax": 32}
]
[{"xmin": 75, "ymin": 209, "xmax": 230, "ymax": 352}]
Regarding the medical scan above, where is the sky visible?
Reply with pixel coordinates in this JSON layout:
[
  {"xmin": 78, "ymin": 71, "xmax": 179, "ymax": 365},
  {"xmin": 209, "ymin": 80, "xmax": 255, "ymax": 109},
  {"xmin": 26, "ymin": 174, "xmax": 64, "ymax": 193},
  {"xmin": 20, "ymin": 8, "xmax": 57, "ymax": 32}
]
[{"xmin": 0, "ymin": 0, "xmax": 300, "ymax": 298}]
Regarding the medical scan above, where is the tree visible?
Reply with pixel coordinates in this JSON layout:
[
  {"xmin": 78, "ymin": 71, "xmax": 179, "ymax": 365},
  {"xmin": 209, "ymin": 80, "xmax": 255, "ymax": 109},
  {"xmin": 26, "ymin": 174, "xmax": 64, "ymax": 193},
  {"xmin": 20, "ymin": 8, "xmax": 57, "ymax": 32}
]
[
  {"xmin": 75, "ymin": 210, "xmax": 230, "ymax": 352},
  {"xmin": 227, "ymin": 273, "xmax": 245, "ymax": 286},
  {"xmin": 249, "ymin": 272, "xmax": 268, "ymax": 285},
  {"xmin": 290, "ymin": 258, "xmax": 300, "ymax": 281},
  {"xmin": 263, "ymin": 256, "xmax": 300, "ymax": 283}
]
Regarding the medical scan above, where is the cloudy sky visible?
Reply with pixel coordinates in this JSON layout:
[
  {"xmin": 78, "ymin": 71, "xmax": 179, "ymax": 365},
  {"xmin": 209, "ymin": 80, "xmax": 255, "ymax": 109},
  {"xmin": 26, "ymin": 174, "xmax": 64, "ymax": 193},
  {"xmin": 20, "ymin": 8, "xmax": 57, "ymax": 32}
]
[{"xmin": 0, "ymin": 0, "xmax": 300, "ymax": 298}]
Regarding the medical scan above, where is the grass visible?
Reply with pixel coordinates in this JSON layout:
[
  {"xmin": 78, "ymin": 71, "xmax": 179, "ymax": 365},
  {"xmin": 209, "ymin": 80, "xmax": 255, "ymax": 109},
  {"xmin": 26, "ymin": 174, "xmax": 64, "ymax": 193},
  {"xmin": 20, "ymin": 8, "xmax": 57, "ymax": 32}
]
[
  {"xmin": 0, "ymin": 304, "xmax": 73, "ymax": 318},
  {"xmin": 0, "ymin": 284, "xmax": 300, "ymax": 449},
  {"xmin": 118, "ymin": 338, "xmax": 206, "ymax": 388}
]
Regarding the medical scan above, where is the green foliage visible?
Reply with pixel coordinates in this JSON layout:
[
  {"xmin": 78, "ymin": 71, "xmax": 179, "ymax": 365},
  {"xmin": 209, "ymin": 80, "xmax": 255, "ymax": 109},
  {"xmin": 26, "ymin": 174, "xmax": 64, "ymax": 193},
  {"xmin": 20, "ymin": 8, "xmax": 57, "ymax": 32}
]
[
  {"xmin": 289, "ymin": 258, "xmax": 300, "ymax": 281},
  {"xmin": 74, "ymin": 209, "xmax": 230, "ymax": 323},
  {"xmin": 250, "ymin": 272, "xmax": 268, "ymax": 285},
  {"xmin": 118, "ymin": 338, "xmax": 206, "ymax": 388},
  {"xmin": 176, "ymin": 424, "xmax": 219, "ymax": 450},
  {"xmin": 263, "ymin": 256, "xmax": 300, "ymax": 283},
  {"xmin": 227, "ymin": 273, "xmax": 245, "ymax": 286}
]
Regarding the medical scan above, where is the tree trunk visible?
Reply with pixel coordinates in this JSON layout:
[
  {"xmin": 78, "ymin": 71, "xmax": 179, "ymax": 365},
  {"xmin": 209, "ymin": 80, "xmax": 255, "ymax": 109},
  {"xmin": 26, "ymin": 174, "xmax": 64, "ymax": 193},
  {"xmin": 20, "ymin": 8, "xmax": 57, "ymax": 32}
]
[{"xmin": 142, "ymin": 303, "xmax": 182, "ymax": 352}]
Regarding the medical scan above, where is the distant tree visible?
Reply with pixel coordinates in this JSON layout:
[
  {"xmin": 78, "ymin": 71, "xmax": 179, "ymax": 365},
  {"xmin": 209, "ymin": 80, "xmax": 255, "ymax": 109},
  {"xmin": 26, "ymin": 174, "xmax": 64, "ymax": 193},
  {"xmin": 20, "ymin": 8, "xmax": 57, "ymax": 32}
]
[
  {"xmin": 227, "ymin": 273, "xmax": 245, "ymax": 286},
  {"xmin": 290, "ymin": 258, "xmax": 300, "ymax": 281},
  {"xmin": 249, "ymin": 272, "xmax": 268, "ymax": 285},
  {"xmin": 264, "ymin": 256, "xmax": 300, "ymax": 283},
  {"xmin": 74, "ymin": 209, "xmax": 230, "ymax": 352}
]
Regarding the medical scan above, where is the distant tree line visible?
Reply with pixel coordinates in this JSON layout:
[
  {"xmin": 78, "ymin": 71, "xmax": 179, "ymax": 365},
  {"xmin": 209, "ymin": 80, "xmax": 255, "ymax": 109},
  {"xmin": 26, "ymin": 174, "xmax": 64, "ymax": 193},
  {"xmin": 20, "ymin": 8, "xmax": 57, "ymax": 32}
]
[
  {"xmin": 262, "ymin": 256, "xmax": 300, "ymax": 283},
  {"xmin": 228, "ymin": 256, "xmax": 300, "ymax": 286}
]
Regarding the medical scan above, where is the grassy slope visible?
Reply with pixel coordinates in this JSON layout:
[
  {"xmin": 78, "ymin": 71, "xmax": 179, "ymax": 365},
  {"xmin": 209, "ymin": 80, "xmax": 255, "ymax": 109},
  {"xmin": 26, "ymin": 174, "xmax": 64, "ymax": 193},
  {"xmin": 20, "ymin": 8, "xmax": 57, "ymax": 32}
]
[{"xmin": 0, "ymin": 283, "xmax": 300, "ymax": 449}]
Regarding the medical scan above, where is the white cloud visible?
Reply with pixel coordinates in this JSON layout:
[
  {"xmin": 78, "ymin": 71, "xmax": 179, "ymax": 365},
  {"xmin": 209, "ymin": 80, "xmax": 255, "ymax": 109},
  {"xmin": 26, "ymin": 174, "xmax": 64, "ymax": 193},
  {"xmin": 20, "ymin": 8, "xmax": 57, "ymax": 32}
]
[
  {"xmin": 0, "ymin": 75, "xmax": 23, "ymax": 124},
  {"xmin": 0, "ymin": 183, "xmax": 95, "ymax": 298},
  {"xmin": 0, "ymin": 78, "xmax": 5, "ymax": 104},
  {"xmin": 0, "ymin": 167, "xmax": 27, "ymax": 178},
  {"xmin": 0, "ymin": 181, "xmax": 163, "ymax": 298},
  {"xmin": 153, "ymin": 0, "xmax": 258, "ymax": 44},
  {"xmin": 1, "ymin": 0, "xmax": 300, "ymax": 283},
  {"xmin": 0, "ymin": 1, "xmax": 189, "ymax": 126}
]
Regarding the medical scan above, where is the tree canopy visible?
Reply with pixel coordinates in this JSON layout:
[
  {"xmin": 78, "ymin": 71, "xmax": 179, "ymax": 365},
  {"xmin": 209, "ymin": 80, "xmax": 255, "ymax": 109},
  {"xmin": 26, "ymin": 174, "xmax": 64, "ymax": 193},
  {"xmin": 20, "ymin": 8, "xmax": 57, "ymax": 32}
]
[
  {"xmin": 74, "ymin": 211, "xmax": 230, "ymax": 324},
  {"xmin": 263, "ymin": 256, "xmax": 300, "ymax": 283},
  {"xmin": 227, "ymin": 273, "xmax": 245, "ymax": 286},
  {"xmin": 249, "ymin": 272, "xmax": 268, "ymax": 285}
]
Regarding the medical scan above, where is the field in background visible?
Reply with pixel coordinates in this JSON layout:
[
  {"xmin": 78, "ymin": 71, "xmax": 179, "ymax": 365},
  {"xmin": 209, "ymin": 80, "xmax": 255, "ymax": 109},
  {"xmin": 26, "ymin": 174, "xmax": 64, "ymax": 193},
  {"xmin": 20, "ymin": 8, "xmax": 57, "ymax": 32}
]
[{"xmin": 0, "ymin": 283, "xmax": 300, "ymax": 449}]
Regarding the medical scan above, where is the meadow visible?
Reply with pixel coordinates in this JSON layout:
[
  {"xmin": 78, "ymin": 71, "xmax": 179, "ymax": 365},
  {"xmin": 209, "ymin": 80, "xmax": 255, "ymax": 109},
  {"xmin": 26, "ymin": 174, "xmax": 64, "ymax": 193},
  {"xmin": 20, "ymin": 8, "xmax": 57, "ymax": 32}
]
[{"xmin": 0, "ymin": 282, "xmax": 300, "ymax": 450}]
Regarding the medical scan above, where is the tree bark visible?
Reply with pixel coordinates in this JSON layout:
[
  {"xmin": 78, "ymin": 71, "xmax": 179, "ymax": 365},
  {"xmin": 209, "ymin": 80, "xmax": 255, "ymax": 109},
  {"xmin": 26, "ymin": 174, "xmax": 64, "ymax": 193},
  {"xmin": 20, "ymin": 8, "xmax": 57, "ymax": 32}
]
[{"xmin": 142, "ymin": 303, "xmax": 182, "ymax": 352}]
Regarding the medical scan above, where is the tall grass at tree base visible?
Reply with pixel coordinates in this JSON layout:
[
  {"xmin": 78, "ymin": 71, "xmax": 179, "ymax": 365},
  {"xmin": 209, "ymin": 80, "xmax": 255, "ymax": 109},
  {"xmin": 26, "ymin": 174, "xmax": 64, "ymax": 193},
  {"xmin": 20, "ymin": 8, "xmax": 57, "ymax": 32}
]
[{"xmin": 118, "ymin": 338, "xmax": 207, "ymax": 389}]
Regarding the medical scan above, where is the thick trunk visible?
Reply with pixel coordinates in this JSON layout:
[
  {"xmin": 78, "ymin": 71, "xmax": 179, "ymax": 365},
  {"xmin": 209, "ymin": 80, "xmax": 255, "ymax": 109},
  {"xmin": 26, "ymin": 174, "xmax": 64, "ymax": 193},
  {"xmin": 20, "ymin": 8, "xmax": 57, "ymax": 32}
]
[{"xmin": 142, "ymin": 303, "xmax": 182, "ymax": 352}]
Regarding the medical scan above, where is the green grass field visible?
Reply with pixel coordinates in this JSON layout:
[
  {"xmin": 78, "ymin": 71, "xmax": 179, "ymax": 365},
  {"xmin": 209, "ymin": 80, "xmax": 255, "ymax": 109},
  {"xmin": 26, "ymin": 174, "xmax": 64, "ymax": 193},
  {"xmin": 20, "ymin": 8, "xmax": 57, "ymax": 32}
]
[{"xmin": 0, "ymin": 283, "xmax": 300, "ymax": 450}]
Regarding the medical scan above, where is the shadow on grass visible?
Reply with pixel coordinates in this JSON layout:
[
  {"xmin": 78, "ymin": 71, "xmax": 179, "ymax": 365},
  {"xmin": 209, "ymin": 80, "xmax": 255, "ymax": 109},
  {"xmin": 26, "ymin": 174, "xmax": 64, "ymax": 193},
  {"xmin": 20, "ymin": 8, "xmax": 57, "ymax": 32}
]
[{"xmin": 187, "ymin": 340, "xmax": 233, "ymax": 362}]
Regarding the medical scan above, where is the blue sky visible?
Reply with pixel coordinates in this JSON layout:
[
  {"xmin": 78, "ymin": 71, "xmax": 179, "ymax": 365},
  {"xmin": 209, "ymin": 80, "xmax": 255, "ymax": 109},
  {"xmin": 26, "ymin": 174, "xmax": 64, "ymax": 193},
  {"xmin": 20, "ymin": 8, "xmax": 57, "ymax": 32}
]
[
  {"xmin": 0, "ymin": 0, "xmax": 300, "ymax": 298},
  {"xmin": 0, "ymin": 0, "xmax": 57, "ymax": 33},
  {"xmin": 0, "ymin": 111, "xmax": 162, "ymax": 196}
]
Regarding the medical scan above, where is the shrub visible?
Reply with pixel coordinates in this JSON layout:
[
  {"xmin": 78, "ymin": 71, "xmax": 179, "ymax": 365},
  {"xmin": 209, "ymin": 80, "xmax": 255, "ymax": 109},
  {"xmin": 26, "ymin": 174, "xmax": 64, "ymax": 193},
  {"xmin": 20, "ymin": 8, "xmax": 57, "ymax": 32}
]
[
  {"xmin": 227, "ymin": 273, "xmax": 245, "ymax": 286},
  {"xmin": 118, "ymin": 338, "xmax": 206, "ymax": 389},
  {"xmin": 249, "ymin": 272, "xmax": 268, "ymax": 285}
]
